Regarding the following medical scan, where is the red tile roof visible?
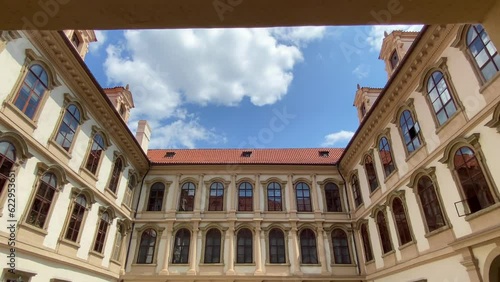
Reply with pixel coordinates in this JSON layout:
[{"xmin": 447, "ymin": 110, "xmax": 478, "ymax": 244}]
[{"xmin": 148, "ymin": 148, "xmax": 344, "ymax": 165}]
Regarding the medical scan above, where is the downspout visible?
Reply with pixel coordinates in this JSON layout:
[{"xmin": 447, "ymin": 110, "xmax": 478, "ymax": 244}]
[
  {"xmin": 124, "ymin": 161, "xmax": 151, "ymax": 270},
  {"xmin": 337, "ymin": 162, "xmax": 362, "ymax": 277}
]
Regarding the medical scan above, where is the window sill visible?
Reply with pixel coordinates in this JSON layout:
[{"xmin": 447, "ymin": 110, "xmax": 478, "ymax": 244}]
[
  {"xmin": 434, "ymin": 107, "xmax": 463, "ymax": 135},
  {"xmin": 199, "ymin": 263, "xmax": 224, "ymax": 266},
  {"xmin": 398, "ymin": 240, "xmax": 416, "ymax": 251},
  {"xmin": 465, "ymin": 202, "xmax": 500, "ymax": 221},
  {"xmin": 79, "ymin": 167, "xmax": 99, "ymax": 183},
  {"xmin": 300, "ymin": 263, "xmax": 322, "ymax": 266},
  {"xmin": 105, "ymin": 188, "xmax": 118, "ymax": 199},
  {"xmin": 110, "ymin": 258, "xmax": 121, "ymax": 266},
  {"xmin": 131, "ymin": 263, "xmax": 157, "ymax": 267},
  {"xmin": 381, "ymin": 250, "xmax": 395, "ymax": 258},
  {"xmin": 59, "ymin": 238, "xmax": 81, "ymax": 249},
  {"xmin": 424, "ymin": 224, "xmax": 451, "ymax": 238},
  {"xmin": 170, "ymin": 263, "xmax": 189, "ymax": 266},
  {"xmin": 89, "ymin": 250, "xmax": 105, "ymax": 258},
  {"xmin": 330, "ymin": 263, "xmax": 357, "ymax": 267},
  {"xmin": 364, "ymin": 259, "xmax": 375, "ymax": 266},
  {"xmin": 479, "ymin": 71, "xmax": 500, "ymax": 94},
  {"xmin": 19, "ymin": 221, "xmax": 48, "ymax": 236},
  {"xmin": 2, "ymin": 101, "xmax": 38, "ymax": 132},
  {"xmin": 369, "ymin": 186, "xmax": 381, "ymax": 198},
  {"xmin": 265, "ymin": 263, "xmax": 290, "ymax": 266},
  {"xmin": 47, "ymin": 139, "xmax": 72, "ymax": 161},
  {"xmin": 235, "ymin": 263, "xmax": 256, "ymax": 266},
  {"xmin": 383, "ymin": 168, "xmax": 398, "ymax": 184},
  {"xmin": 404, "ymin": 142, "xmax": 426, "ymax": 162},
  {"xmin": 353, "ymin": 203, "xmax": 365, "ymax": 213}
]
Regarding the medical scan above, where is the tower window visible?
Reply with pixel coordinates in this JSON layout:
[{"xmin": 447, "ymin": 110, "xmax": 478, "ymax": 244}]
[
  {"xmin": 71, "ymin": 33, "xmax": 81, "ymax": 48},
  {"xmin": 390, "ymin": 50, "xmax": 399, "ymax": 69}
]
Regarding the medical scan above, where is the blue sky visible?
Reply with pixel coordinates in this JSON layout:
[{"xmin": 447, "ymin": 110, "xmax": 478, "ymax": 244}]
[{"xmin": 84, "ymin": 25, "xmax": 421, "ymax": 149}]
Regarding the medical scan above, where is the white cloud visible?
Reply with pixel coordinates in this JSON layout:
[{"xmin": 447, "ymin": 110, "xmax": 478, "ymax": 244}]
[
  {"xmin": 322, "ymin": 130, "xmax": 355, "ymax": 147},
  {"xmin": 104, "ymin": 27, "xmax": 325, "ymax": 148},
  {"xmin": 352, "ymin": 64, "xmax": 370, "ymax": 79},
  {"xmin": 89, "ymin": 30, "xmax": 107, "ymax": 53},
  {"xmin": 367, "ymin": 25, "xmax": 423, "ymax": 51}
]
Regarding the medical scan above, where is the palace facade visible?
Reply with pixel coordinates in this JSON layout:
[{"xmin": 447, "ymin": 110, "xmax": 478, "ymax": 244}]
[{"xmin": 0, "ymin": 24, "xmax": 499, "ymax": 282}]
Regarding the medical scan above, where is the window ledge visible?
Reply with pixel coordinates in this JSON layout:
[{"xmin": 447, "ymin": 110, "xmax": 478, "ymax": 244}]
[
  {"xmin": 353, "ymin": 203, "xmax": 365, "ymax": 213},
  {"xmin": 2, "ymin": 101, "xmax": 38, "ymax": 131},
  {"xmin": 300, "ymin": 263, "xmax": 321, "ymax": 266},
  {"xmin": 199, "ymin": 263, "xmax": 224, "ymax": 266},
  {"xmin": 79, "ymin": 167, "xmax": 99, "ymax": 183},
  {"xmin": 59, "ymin": 238, "xmax": 81, "ymax": 249},
  {"xmin": 381, "ymin": 250, "xmax": 395, "ymax": 258},
  {"xmin": 110, "ymin": 258, "xmax": 121, "ymax": 266},
  {"xmin": 404, "ymin": 143, "xmax": 426, "ymax": 162},
  {"xmin": 105, "ymin": 188, "xmax": 118, "ymax": 199},
  {"xmin": 265, "ymin": 263, "xmax": 290, "ymax": 266},
  {"xmin": 383, "ymin": 169, "xmax": 398, "ymax": 184},
  {"xmin": 465, "ymin": 202, "xmax": 500, "ymax": 221},
  {"xmin": 424, "ymin": 224, "xmax": 451, "ymax": 238},
  {"xmin": 434, "ymin": 107, "xmax": 463, "ymax": 135},
  {"xmin": 131, "ymin": 263, "xmax": 157, "ymax": 267},
  {"xmin": 364, "ymin": 259, "xmax": 375, "ymax": 266},
  {"xmin": 170, "ymin": 263, "xmax": 189, "ymax": 266},
  {"xmin": 89, "ymin": 250, "xmax": 105, "ymax": 258},
  {"xmin": 19, "ymin": 221, "xmax": 48, "ymax": 236},
  {"xmin": 121, "ymin": 203, "xmax": 132, "ymax": 213},
  {"xmin": 369, "ymin": 186, "xmax": 381, "ymax": 198},
  {"xmin": 398, "ymin": 240, "xmax": 416, "ymax": 251},
  {"xmin": 235, "ymin": 263, "xmax": 256, "ymax": 266},
  {"xmin": 47, "ymin": 139, "xmax": 72, "ymax": 161},
  {"xmin": 479, "ymin": 71, "xmax": 500, "ymax": 94},
  {"xmin": 330, "ymin": 263, "xmax": 357, "ymax": 267}
]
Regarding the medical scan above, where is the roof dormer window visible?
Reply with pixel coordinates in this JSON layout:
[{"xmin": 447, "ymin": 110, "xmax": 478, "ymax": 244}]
[
  {"xmin": 165, "ymin": 152, "xmax": 176, "ymax": 158},
  {"xmin": 319, "ymin": 151, "xmax": 329, "ymax": 157},
  {"xmin": 241, "ymin": 151, "xmax": 252, "ymax": 157},
  {"xmin": 390, "ymin": 50, "xmax": 399, "ymax": 69}
]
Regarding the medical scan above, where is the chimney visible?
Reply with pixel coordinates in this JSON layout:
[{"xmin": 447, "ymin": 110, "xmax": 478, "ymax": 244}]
[{"xmin": 136, "ymin": 120, "xmax": 151, "ymax": 153}]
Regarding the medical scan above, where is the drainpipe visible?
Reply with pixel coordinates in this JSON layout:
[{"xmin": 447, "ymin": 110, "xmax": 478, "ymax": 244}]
[
  {"xmin": 337, "ymin": 162, "xmax": 362, "ymax": 276},
  {"xmin": 124, "ymin": 161, "xmax": 151, "ymax": 270}
]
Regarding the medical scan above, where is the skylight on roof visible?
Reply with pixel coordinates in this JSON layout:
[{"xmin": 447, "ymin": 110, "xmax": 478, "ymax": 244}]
[
  {"xmin": 319, "ymin": 151, "xmax": 329, "ymax": 157},
  {"xmin": 165, "ymin": 152, "xmax": 176, "ymax": 158}
]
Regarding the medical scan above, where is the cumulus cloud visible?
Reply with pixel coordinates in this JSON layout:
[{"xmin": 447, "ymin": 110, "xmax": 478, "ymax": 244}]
[
  {"xmin": 367, "ymin": 25, "xmax": 423, "ymax": 51},
  {"xmin": 89, "ymin": 30, "xmax": 107, "ymax": 53},
  {"xmin": 352, "ymin": 64, "xmax": 370, "ymax": 79},
  {"xmin": 322, "ymin": 130, "xmax": 355, "ymax": 147},
  {"xmin": 104, "ymin": 27, "xmax": 325, "ymax": 148}
]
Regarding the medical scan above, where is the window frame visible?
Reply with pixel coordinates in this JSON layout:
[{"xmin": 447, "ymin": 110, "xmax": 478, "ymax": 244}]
[
  {"xmin": 262, "ymin": 179, "xmax": 286, "ymax": 212},
  {"xmin": 376, "ymin": 133, "xmax": 397, "ymax": 178},
  {"xmin": 438, "ymin": 134, "xmax": 500, "ymax": 217},
  {"xmin": 134, "ymin": 225, "xmax": 164, "ymax": 264},
  {"xmin": 236, "ymin": 228, "xmax": 253, "ymax": 264},
  {"xmin": 359, "ymin": 222, "xmax": 374, "ymax": 263},
  {"xmin": 111, "ymin": 219, "xmax": 130, "ymax": 263},
  {"xmin": 92, "ymin": 208, "xmax": 115, "ymax": 254},
  {"xmin": 237, "ymin": 181, "xmax": 254, "ymax": 212},
  {"xmin": 178, "ymin": 181, "xmax": 196, "ymax": 212},
  {"xmin": 206, "ymin": 180, "xmax": 227, "ymax": 212},
  {"xmin": 299, "ymin": 228, "xmax": 319, "ymax": 265},
  {"xmin": 61, "ymin": 191, "xmax": 92, "ymax": 245},
  {"xmin": 393, "ymin": 99, "xmax": 426, "ymax": 158},
  {"xmin": 390, "ymin": 49, "xmax": 400, "ymax": 69},
  {"xmin": 350, "ymin": 172, "xmax": 364, "ymax": 209},
  {"xmin": 362, "ymin": 152, "xmax": 380, "ymax": 193},
  {"xmin": 80, "ymin": 127, "xmax": 111, "ymax": 180},
  {"xmin": 295, "ymin": 181, "xmax": 313, "ymax": 212},
  {"xmin": 106, "ymin": 154, "xmax": 126, "ymax": 196},
  {"xmin": 266, "ymin": 226, "xmax": 289, "ymax": 264},
  {"xmin": 330, "ymin": 228, "xmax": 353, "ymax": 265},
  {"xmin": 171, "ymin": 227, "xmax": 191, "ymax": 264},
  {"xmin": 203, "ymin": 227, "xmax": 223, "ymax": 264},
  {"xmin": 373, "ymin": 208, "xmax": 394, "ymax": 254},
  {"xmin": 145, "ymin": 181, "xmax": 167, "ymax": 212},
  {"xmin": 318, "ymin": 180, "xmax": 344, "ymax": 212},
  {"xmin": 123, "ymin": 171, "xmax": 137, "ymax": 208},
  {"xmin": 387, "ymin": 192, "xmax": 414, "ymax": 247}
]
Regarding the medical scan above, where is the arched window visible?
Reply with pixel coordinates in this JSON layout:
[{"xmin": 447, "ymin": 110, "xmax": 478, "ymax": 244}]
[
  {"xmin": 325, "ymin": 182, "xmax": 342, "ymax": 212},
  {"xmin": 466, "ymin": 24, "xmax": 499, "ymax": 81},
  {"xmin": 26, "ymin": 173, "xmax": 57, "ymax": 228},
  {"xmin": 147, "ymin": 182, "xmax": 165, "ymax": 211},
  {"xmin": 267, "ymin": 182, "xmax": 282, "ymax": 211},
  {"xmin": 417, "ymin": 176, "xmax": 446, "ymax": 232},
  {"xmin": 208, "ymin": 182, "xmax": 224, "ymax": 211},
  {"xmin": 236, "ymin": 228, "xmax": 253, "ymax": 263},
  {"xmin": 300, "ymin": 228, "xmax": 318, "ymax": 264},
  {"xmin": 238, "ymin": 182, "xmax": 253, "ymax": 211},
  {"xmin": 172, "ymin": 228, "xmax": 190, "ymax": 264},
  {"xmin": 64, "ymin": 195, "xmax": 87, "ymax": 242},
  {"xmin": 378, "ymin": 137, "xmax": 396, "ymax": 177},
  {"xmin": 123, "ymin": 174, "xmax": 136, "ymax": 207},
  {"xmin": 351, "ymin": 174, "xmax": 363, "ymax": 208},
  {"xmin": 107, "ymin": 158, "xmax": 123, "ymax": 194},
  {"xmin": 55, "ymin": 104, "xmax": 81, "ymax": 151},
  {"xmin": 13, "ymin": 64, "xmax": 49, "ymax": 119},
  {"xmin": 179, "ymin": 182, "xmax": 196, "ymax": 211},
  {"xmin": 376, "ymin": 211, "xmax": 393, "ymax": 254},
  {"xmin": 204, "ymin": 229, "xmax": 222, "ymax": 263},
  {"xmin": 137, "ymin": 229, "xmax": 157, "ymax": 264},
  {"xmin": 269, "ymin": 228, "xmax": 286, "ymax": 263},
  {"xmin": 332, "ymin": 229, "xmax": 351, "ymax": 264},
  {"xmin": 454, "ymin": 146, "xmax": 494, "ymax": 214},
  {"xmin": 364, "ymin": 155, "xmax": 379, "ymax": 192},
  {"xmin": 0, "ymin": 141, "xmax": 16, "ymax": 194},
  {"xmin": 93, "ymin": 212, "xmax": 111, "ymax": 253},
  {"xmin": 390, "ymin": 50, "xmax": 399, "ymax": 69},
  {"xmin": 392, "ymin": 198, "xmax": 412, "ymax": 245},
  {"xmin": 360, "ymin": 223, "xmax": 373, "ymax": 262},
  {"xmin": 296, "ymin": 182, "xmax": 312, "ymax": 212},
  {"xmin": 399, "ymin": 110, "xmax": 422, "ymax": 154},
  {"xmin": 426, "ymin": 71, "xmax": 457, "ymax": 125},
  {"xmin": 85, "ymin": 133, "xmax": 106, "ymax": 174}
]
